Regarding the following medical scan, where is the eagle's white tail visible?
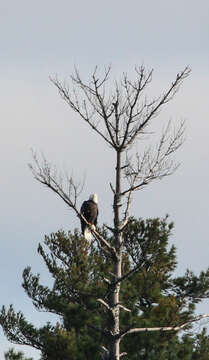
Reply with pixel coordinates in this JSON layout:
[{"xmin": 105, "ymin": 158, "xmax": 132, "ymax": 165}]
[{"xmin": 84, "ymin": 225, "xmax": 95, "ymax": 241}]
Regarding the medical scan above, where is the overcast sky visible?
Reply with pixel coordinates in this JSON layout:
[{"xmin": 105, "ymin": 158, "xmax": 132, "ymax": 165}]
[{"xmin": 0, "ymin": 1, "xmax": 209, "ymax": 358}]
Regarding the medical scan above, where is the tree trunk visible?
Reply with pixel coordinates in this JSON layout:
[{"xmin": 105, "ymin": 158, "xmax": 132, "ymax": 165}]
[{"xmin": 108, "ymin": 150, "xmax": 122, "ymax": 360}]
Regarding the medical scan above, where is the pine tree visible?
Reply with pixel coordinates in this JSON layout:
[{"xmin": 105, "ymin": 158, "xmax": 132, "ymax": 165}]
[
  {"xmin": 4, "ymin": 348, "xmax": 33, "ymax": 360},
  {"xmin": 1, "ymin": 218, "xmax": 209, "ymax": 359},
  {"xmin": 1, "ymin": 65, "xmax": 209, "ymax": 359}
]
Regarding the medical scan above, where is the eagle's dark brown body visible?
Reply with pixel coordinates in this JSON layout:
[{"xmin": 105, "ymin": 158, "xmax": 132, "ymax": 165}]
[{"xmin": 80, "ymin": 194, "xmax": 98, "ymax": 239}]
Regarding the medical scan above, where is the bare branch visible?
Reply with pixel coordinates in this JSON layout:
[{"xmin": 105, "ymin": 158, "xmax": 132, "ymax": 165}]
[
  {"xmin": 97, "ymin": 298, "xmax": 111, "ymax": 311},
  {"xmin": 50, "ymin": 74, "xmax": 115, "ymax": 148},
  {"xmin": 121, "ymin": 67, "xmax": 153, "ymax": 148},
  {"xmin": 120, "ymin": 352, "xmax": 128, "ymax": 358},
  {"xmin": 100, "ymin": 346, "xmax": 111, "ymax": 360},
  {"xmin": 110, "ymin": 182, "xmax": 116, "ymax": 194},
  {"xmin": 29, "ymin": 151, "xmax": 81, "ymax": 208},
  {"xmin": 123, "ymin": 66, "xmax": 191, "ymax": 148},
  {"xmin": 122, "ymin": 153, "xmax": 138, "ymax": 222},
  {"xmin": 91, "ymin": 68, "xmax": 117, "ymax": 146},
  {"xmin": 51, "ymin": 65, "xmax": 190, "ymax": 162},
  {"xmin": 120, "ymin": 313, "xmax": 209, "ymax": 339},
  {"xmin": 116, "ymin": 261, "xmax": 145, "ymax": 285},
  {"xmin": 121, "ymin": 180, "xmax": 148, "ymax": 197},
  {"xmin": 29, "ymin": 152, "xmax": 117, "ymax": 257},
  {"xmin": 103, "ymin": 278, "xmax": 111, "ymax": 285},
  {"xmin": 121, "ymin": 119, "xmax": 185, "ymax": 196},
  {"xmin": 118, "ymin": 304, "xmax": 131, "ymax": 313},
  {"xmin": 104, "ymin": 224, "xmax": 115, "ymax": 234}
]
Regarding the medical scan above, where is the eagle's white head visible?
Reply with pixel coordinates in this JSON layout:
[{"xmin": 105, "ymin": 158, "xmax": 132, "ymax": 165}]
[{"xmin": 89, "ymin": 193, "xmax": 98, "ymax": 204}]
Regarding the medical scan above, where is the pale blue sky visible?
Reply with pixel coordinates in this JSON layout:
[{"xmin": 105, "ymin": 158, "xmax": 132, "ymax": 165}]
[{"xmin": 0, "ymin": 1, "xmax": 209, "ymax": 358}]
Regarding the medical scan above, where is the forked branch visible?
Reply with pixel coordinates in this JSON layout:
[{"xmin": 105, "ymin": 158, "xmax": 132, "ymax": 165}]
[
  {"xmin": 51, "ymin": 66, "xmax": 191, "ymax": 153},
  {"xmin": 122, "ymin": 120, "xmax": 185, "ymax": 197}
]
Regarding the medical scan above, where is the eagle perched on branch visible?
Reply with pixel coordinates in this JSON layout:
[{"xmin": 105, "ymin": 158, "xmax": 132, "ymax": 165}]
[{"xmin": 80, "ymin": 194, "xmax": 98, "ymax": 240}]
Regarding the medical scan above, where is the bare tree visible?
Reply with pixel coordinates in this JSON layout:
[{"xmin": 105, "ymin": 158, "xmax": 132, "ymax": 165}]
[{"xmin": 29, "ymin": 65, "xmax": 208, "ymax": 360}]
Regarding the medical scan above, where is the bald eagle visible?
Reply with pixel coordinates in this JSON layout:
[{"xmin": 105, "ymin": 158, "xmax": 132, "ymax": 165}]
[{"xmin": 80, "ymin": 194, "xmax": 98, "ymax": 240}]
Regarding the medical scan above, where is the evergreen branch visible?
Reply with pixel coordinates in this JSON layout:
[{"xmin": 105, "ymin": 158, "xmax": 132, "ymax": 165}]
[{"xmin": 87, "ymin": 324, "xmax": 109, "ymax": 337}]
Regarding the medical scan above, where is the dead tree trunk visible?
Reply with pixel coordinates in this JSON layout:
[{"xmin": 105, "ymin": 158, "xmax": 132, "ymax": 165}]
[{"xmin": 108, "ymin": 150, "xmax": 122, "ymax": 360}]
